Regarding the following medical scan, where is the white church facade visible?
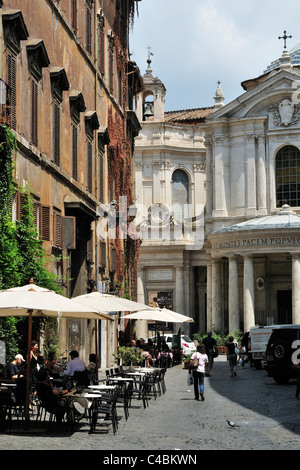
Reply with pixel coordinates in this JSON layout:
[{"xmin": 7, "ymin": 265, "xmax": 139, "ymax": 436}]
[{"xmin": 133, "ymin": 46, "xmax": 300, "ymax": 337}]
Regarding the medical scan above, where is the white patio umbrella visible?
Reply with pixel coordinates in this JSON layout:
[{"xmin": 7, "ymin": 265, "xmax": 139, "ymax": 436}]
[
  {"xmin": 73, "ymin": 291, "xmax": 152, "ymax": 313},
  {"xmin": 120, "ymin": 307, "xmax": 194, "ymax": 323},
  {"xmin": 0, "ymin": 280, "xmax": 109, "ymax": 427}
]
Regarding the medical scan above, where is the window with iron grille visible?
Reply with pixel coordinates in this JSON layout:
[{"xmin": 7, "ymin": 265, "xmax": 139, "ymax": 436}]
[
  {"xmin": 53, "ymin": 101, "xmax": 61, "ymax": 166},
  {"xmin": 31, "ymin": 79, "xmax": 38, "ymax": 147},
  {"xmin": 276, "ymin": 145, "xmax": 300, "ymax": 207},
  {"xmin": 7, "ymin": 51, "xmax": 16, "ymax": 130}
]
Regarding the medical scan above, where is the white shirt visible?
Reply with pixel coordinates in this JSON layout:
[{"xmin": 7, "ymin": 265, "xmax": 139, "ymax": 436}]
[
  {"xmin": 64, "ymin": 357, "xmax": 86, "ymax": 376},
  {"xmin": 191, "ymin": 352, "xmax": 208, "ymax": 373}
]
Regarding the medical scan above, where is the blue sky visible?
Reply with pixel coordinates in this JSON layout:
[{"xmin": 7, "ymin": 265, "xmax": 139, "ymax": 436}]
[{"xmin": 130, "ymin": 0, "xmax": 300, "ymax": 111}]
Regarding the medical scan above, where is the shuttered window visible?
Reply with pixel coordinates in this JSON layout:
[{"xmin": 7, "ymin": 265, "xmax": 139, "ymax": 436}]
[
  {"xmin": 86, "ymin": 6, "xmax": 92, "ymax": 55},
  {"xmin": 109, "ymin": 49, "xmax": 114, "ymax": 94},
  {"xmin": 71, "ymin": 0, "xmax": 77, "ymax": 31},
  {"xmin": 53, "ymin": 211, "xmax": 62, "ymax": 248},
  {"xmin": 31, "ymin": 79, "xmax": 38, "ymax": 147},
  {"xmin": 87, "ymin": 141, "xmax": 93, "ymax": 192},
  {"xmin": 62, "ymin": 216, "xmax": 76, "ymax": 250},
  {"xmin": 72, "ymin": 123, "xmax": 78, "ymax": 180},
  {"xmin": 41, "ymin": 205, "xmax": 50, "ymax": 241},
  {"xmin": 99, "ymin": 29, "xmax": 105, "ymax": 74},
  {"xmin": 53, "ymin": 102, "xmax": 60, "ymax": 166},
  {"xmin": 7, "ymin": 51, "xmax": 16, "ymax": 130}
]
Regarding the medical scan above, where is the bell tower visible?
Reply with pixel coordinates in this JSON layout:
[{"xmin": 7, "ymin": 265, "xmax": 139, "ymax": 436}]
[{"xmin": 136, "ymin": 47, "xmax": 166, "ymax": 122}]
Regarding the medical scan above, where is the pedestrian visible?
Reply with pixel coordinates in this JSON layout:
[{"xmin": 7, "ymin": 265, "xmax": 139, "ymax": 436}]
[
  {"xmin": 191, "ymin": 343, "xmax": 208, "ymax": 401},
  {"xmin": 7, "ymin": 354, "xmax": 24, "ymax": 380},
  {"xmin": 202, "ymin": 331, "xmax": 217, "ymax": 376},
  {"xmin": 225, "ymin": 336, "xmax": 238, "ymax": 377}
]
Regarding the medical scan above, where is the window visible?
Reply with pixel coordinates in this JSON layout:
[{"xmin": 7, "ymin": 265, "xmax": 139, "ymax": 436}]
[
  {"xmin": 172, "ymin": 169, "xmax": 189, "ymax": 221},
  {"xmin": 41, "ymin": 205, "xmax": 50, "ymax": 242},
  {"xmin": 53, "ymin": 101, "xmax": 61, "ymax": 166},
  {"xmin": 72, "ymin": 123, "xmax": 78, "ymax": 180},
  {"xmin": 71, "ymin": 0, "xmax": 77, "ymax": 31},
  {"xmin": 31, "ymin": 78, "xmax": 38, "ymax": 147},
  {"xmin": 276, "ymin": 145, "xmax": 300, "ymax": 207},
  {"xmin": 7, "ymin": 51, "xmax": 16, "ymax": 130},
  {"xmin": 108, "ymin": 34, "xmax": 115, "ymax": 95},
  {"xmin": 85, "ymin": 3, "xmax": 92, "ymax": 54},
  {"xmin": 87, "ymin": 140, "xmax": 93, "ymax": 192},
  {"xmin": 98, "ymin": 14, "xmax": 105, "ymax": 74}
]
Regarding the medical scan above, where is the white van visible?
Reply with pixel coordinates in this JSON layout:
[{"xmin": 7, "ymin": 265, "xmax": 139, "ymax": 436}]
[{"xmin": 249, "ymin": 324, "xmax": 298, "ymax": 369}]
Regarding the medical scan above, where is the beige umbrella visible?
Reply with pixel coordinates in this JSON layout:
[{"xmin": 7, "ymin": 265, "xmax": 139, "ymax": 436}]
[
  {"xmin": 73, "ymin": 291, "xmax": 152, "ymax": 313},
  {"xmin": 0, "ymin": 280, "xmax": 108, "ymax": 427},
  {"xmin": 120, "ymin": 307, "xmax": 194, "ymax": 323}
]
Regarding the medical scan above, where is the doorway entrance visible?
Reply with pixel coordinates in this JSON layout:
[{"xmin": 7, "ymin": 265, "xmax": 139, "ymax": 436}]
[{"xmin": 277, "ymin": 290, "xmax": 292, "ymax": 324}]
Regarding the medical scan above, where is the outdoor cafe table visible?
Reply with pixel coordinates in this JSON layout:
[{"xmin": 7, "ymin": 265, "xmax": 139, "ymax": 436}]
[{"xmin": 88, "ymin": 384, "xmax": 116, "ymax": 391}]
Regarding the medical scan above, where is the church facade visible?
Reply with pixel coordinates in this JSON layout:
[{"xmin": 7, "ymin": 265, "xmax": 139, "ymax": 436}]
[{"xmin": 134, "ymin": 47, "xmax": 300, "ymax": 337}]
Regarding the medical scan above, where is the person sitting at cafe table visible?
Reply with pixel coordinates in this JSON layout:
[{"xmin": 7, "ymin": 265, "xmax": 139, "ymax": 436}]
[
  {"xmin": 35, "ymin": 368, "xmax": 68, "ymax": 425},
  {"xmin": 7, "ymin": 354, "xmax": 24, "ymax": 380},
  {"xmin": 139, "ymin": 339, "xmax": 153, "ymax": 367},
  {"xmin": 60, "ymin": 350, "xmax": 89, "ymax": 386}
]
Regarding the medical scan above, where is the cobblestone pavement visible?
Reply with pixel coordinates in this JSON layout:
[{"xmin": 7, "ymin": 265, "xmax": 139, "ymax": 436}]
[{"xmin": 1, "ymin": 356, "xmax": 300, "ymax": 452}]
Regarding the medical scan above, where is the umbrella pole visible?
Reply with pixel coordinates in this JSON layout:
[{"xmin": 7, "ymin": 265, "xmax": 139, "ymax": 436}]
[{"xmin": 25, "ymin": 309, "xmax": 33, "ymax": 428}]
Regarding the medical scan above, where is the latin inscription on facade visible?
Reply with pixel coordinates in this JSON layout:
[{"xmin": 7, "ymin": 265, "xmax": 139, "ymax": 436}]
[{"xmin": 211, "ymin": 236, "xmax": 300, "ymax": 250}]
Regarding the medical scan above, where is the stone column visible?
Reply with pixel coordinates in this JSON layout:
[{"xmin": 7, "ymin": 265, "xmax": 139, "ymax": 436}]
[
  {"xmin": 212, "ymin": 258, "xmax": 222, "ymax": 330},
  {"xmin": 257, "ymin": 135, "xmax": 267, "ymax": 212},
  {"xmin": 292, "ymin": 254, "xmax": 300, "ymax": 324},
  {"xmin": 228, "ymin": 255, "xmax": 240, "ymax": 333},
  {"xmin": 136, "ymin": 267, "xmax": 148, "ymax": 339},
  {"xmin": 175, "ymin": 266, "xmax": 185, "ymax": 314},
  {"xmin": 206, "ymin": 260, "xmax": 212, "ymax": 331},
  {"xmin": 243, "ymin": 255, "xmax": 255, "ymax": 332}
]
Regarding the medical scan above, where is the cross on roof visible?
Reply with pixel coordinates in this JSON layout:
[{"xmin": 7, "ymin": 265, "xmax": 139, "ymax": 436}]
[
  {"xmin": 278, "ymin": 30, "xmax": 292, "ymax": 49},
  {"xmin": 147, "ymin": 45, "xmax": 154, "ymax": 64}
]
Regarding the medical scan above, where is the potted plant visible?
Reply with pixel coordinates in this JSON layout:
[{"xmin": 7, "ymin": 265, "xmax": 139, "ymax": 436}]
[
  {"xmin": 113, "ymin": 346, "xmax": 144, "ymax": 366},
  {"xmin": 183, "ymin": 352, "xmax": 193, "ymax": 369}
]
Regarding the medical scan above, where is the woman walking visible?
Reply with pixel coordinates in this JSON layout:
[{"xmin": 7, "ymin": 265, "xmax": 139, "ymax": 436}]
[
  {"xmin": 191, "ymin": 344, "xmax": 208, "ymax": 401},
  {"xmin": 225, "ymin": 336, "xmax": 238, "ymax": 377}
]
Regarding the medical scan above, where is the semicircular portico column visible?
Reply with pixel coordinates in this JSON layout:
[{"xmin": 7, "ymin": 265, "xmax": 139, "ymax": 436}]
[
  {"xmin": 243, "ymin": 254, "xmax": 255, "ymax": 332},
  {"xmin": 292, "ymin": 254, "xmax": 300, "ymax": 324},
  {"xmin": 212, "ymin": 258, "xmax": 222, "ymax": 330},
  {"xmin": 228, "ymin": 255, "xmax": 240, "ymax": 334}
]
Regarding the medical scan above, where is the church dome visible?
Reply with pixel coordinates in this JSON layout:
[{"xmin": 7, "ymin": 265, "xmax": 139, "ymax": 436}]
[{"xmin": 215, "ymin": 205, "xmax": 300, "ymax": 233}]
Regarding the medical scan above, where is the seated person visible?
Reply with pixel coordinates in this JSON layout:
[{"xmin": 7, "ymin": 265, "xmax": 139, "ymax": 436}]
[
  {"xmin": 7, "ymin": 354, "xmax": 24, "ymax": 380},
  {"xmin": 62, "ymin": 350, "xmax": 89, "ymax": 386},
  {"xmin": 45, "ymin": 352, "xmax": 57, "ymax": 371},
  {"xmin": 35, "ymin": 368, "xmax": 68, "ymax": 423},
  {"xmin": 87, "ymin": 354, "xmax": 97, "ymax": 383}
]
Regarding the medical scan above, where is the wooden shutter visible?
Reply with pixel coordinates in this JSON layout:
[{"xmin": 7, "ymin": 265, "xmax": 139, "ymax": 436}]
[
  {"xmin": 31, "ymin": 79, "xmax": 38, "ymax": 146},
  {"xmin": 7, "ymin": 51, "xmax": 16, "ymax": 130},
  {"xmin": 53, "ymin": 102, "xmax": 60, "ymax": 166},
  {"xmin": 86, "ymin": 6, "xmax": 92, "ymax": 54},
  {"xmin": 99, "ymin": 30, "xmax": 105, "ymax": 74},
  {"xmin": 41, "ymin": 205, "xmax": 50, "ymax": 241},
  {"xmin": 87, "ymin": 141, "xmax": 93, "ymax": 192},
  {"xmin": 62, "ymin": 216, "xmax": 76, "ymax": 250},
  {"xmin": 53, "ymin": 211, "xmax": 62, "ymax": 247},
  {"xmin": 72, "ymin": 124, "xmax": 78, "ymax": 179},
  {"xmin": 71, "ymin": 0, "xmax": 77, "ymax": 31}
]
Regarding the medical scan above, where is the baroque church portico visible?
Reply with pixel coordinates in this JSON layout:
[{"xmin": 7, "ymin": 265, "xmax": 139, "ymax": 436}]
[{"xmin": 134, "ymin": 45, "xmax": 300, "ymax": 336}]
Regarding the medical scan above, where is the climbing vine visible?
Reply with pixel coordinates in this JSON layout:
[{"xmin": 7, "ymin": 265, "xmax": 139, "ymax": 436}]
[{"xmin": 0, "ymin": 125, "xmax": 60, "ymax": 365}]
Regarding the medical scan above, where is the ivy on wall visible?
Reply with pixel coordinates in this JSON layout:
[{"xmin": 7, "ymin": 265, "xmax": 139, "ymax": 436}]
[{"xmin": 0, "ymin": 125, "xmax": 59, "ymax": 364}]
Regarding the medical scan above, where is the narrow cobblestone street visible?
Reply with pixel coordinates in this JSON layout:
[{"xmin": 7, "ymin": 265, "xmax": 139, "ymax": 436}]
[{"xmin": 1, "ymin": 355, "xmax": 300, "ymax": 455}]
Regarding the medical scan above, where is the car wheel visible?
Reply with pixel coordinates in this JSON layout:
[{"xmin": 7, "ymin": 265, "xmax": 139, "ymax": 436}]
[
  {"xmin": 272, "ymin": 340, "xmax": 289, "ymax": 361},
  {"xmin": 273, "ymin": 373, "xmax": 291, "ymax": 384}
]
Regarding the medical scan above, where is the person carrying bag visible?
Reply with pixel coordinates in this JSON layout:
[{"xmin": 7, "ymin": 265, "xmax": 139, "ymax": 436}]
[{"xmin": 190, "ymin": 344, "xmax": 208, "ymax": 401}]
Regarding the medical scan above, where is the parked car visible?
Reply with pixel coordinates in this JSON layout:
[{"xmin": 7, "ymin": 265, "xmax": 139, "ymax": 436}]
[
  {"xmin": 265, "ymin": 326, "xmax": 300, "ymax": 384},
  {"xmin": 149, "ymin": 334, "xmax": 196, "ymax": 357}
]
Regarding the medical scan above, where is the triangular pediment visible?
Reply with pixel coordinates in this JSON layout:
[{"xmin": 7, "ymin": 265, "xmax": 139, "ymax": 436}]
[{"xmin": 209, "ymin": 67, "xmax": 300, "ymax": 129}]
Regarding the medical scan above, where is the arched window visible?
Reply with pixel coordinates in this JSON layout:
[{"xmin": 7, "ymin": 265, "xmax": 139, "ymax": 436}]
[
  {"xmin": 276, "ymin": 145, "xmax": 300, "ymax": 207},
  {"xmin": 172, "ymin": 169, "xmax": 189, "ymax": 221}
]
